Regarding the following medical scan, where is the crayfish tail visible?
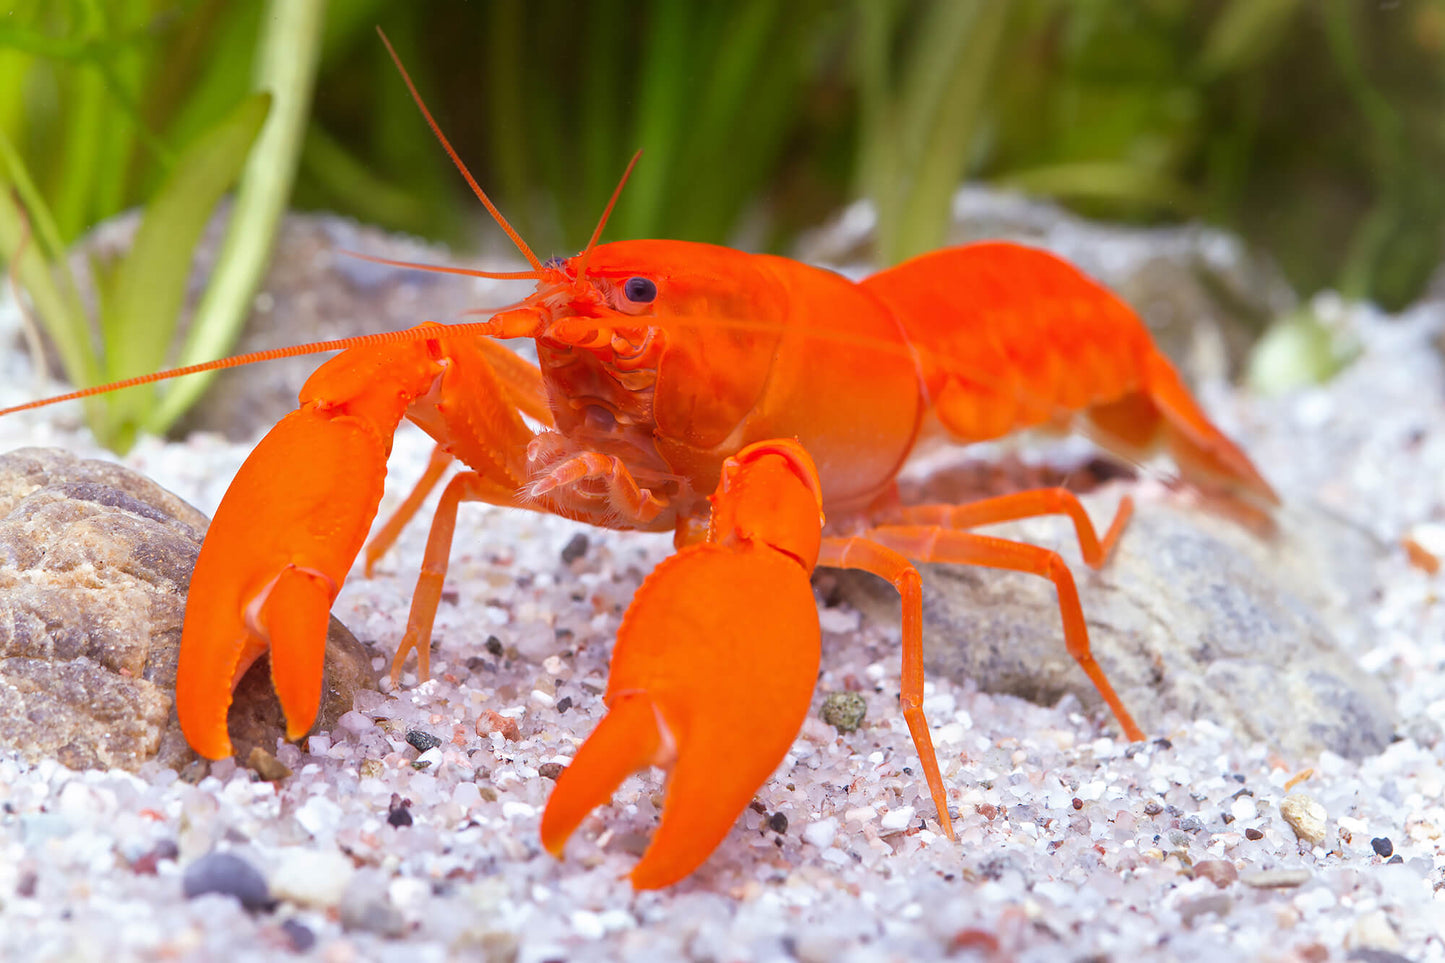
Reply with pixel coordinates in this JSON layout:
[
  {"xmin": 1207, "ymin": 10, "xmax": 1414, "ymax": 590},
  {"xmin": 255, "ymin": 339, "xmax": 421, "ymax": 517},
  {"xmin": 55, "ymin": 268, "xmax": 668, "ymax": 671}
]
[{"xmin": 1086, "ymin": 351, "xmax": 1278, "ymax": 507}]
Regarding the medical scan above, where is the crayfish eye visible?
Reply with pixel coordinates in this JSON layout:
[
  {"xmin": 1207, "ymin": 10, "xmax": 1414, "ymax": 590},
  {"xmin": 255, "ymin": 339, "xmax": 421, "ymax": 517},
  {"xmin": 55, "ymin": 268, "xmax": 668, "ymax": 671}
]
[{"xmin": 623, "ymin": 276, "xmax": 657, "ymax": 304}]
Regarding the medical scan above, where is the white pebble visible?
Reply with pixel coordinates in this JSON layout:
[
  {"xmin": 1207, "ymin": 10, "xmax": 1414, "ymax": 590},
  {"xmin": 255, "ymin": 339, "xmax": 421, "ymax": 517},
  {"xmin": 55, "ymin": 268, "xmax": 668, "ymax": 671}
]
[
  {"xmin": 337, "ymin": 711, "xmax": 374, "ymax": 735},
  {"xmin": 802, "ymin": 818, "xmax": 838, "ymax": 848},
  {"xmin": 452, "ymin": 782, "xmax": 483, "ymax": 811},
  {"xmin": 571, "ymin": 910, "xmax": 605, "ymax": 940},
  {"xmin": 269, "ymin": 847, "xmax": 354, "ymax": 908},
  {"xmin": 880, "ymin": 806, "xmax": 916, "ymax": 831},
  {"xmin": 294, "ymin": 795, "xmax": 344, "ymax": 838},
  {"xmin": 502, "ymin": 801, "xmax": 537, "ymax": 821}
]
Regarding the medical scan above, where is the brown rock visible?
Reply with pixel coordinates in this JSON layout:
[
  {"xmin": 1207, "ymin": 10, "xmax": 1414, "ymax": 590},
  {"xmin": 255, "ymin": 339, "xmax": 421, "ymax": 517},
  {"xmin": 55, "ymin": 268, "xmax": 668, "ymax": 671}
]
[{"xmin": 0, "ymin": 447, "xmax": 376, "ymax": 771}]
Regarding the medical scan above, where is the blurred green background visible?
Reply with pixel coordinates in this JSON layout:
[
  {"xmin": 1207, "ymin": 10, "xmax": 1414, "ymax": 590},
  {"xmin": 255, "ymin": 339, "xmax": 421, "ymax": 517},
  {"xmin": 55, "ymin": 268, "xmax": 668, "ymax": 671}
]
[{"xmin": 1, "ymin": 0, "xmax": 1443, "ymax": 447}]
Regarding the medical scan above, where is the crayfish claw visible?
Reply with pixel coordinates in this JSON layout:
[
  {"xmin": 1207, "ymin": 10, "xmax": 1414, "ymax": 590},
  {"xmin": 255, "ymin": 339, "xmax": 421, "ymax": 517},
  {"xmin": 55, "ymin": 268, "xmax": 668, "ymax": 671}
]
[
  {"xmin": 258, "ymin": 566, "xmax": 334, "ymax": 741},
  {"xmin": 538, "ymin": 439, "xmax": 827, "ymax": 887},
  {"xmin": 541, "ymin": 541, "xmax": 821, "ymax": 889},
  {"xmin": 539, "ymin": 694, "xmax": 665, "ymax": 862}
]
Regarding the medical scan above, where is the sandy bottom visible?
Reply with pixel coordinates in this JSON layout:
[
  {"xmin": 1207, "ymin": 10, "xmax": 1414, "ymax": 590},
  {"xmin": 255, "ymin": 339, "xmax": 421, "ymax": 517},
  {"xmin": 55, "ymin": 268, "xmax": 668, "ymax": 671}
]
[{"xmin": 0, "ymin": 291, "xmax": 1442, "ymax": 962}]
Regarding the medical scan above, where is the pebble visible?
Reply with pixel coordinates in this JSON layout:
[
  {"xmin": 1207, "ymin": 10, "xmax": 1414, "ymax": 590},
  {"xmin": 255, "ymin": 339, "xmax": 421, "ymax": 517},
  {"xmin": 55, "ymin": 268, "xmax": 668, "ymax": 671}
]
[
  {"xmin": 802, "ymin": 818, "xmax": 839, "ymax": 849},
  {"xmin": 1345, "ymin": 951, "xmax": 1412, "ymax": 963},
  {"xmin": 452, "ymin": 782, "xmax": 483, "ymax": 811},
  {"xmin": 1280, "ymin": 793, "xmax": 1329, "ymax": 844},
  {"xmin": 337, "ymin": 711, "xmax": 374, "ymax": 735},
  {"xmin": 182, "ymin": 851, "xmax": 271, "ymax": 911},
  {"xmin": 387, "ymin": 795, "xmax": 414, "ymax": 828},
  {"xmin": 338, "ymin": 871, "xmax": 407, "ymax": 938},
  {"xmin": 769, "ymin": 812, "xmax": 789, "ymax": 834},
  {"xmin": 294, "ymin": 795, "xmax": 345, "ymax": 838},
  {"xmin": 1192, "ymin": 860, "xmax": 1238, "ymax": 888},
  {"xmin": 820, "ymin": 692, "xmax": 867, "ymax": 733},
  {"xmin": 880, "ymin": 806, "xmax": 915, "ymax": 832},
  {"xmin": 406, "ymin": 729, "xmax": 441, "ymax": 753},
  {"xmin": 561, "ymin": 533, "xmax": 590, "ymax": 564},
  {"xmin": 268, "ymin": 847, "xmax": 355, "ymax": 908},
  {"xmin": 1370, "ymin": 836, "xmax": 1393, "ymax": 858},
  {"xmin": 477, "ymin": 711, "xmax": 521, "ymax": 741},
  {"xmin": 1345, "ymin": 909, "xmax": 1402, "ymax": 953},
  {"xmin": 1245, "ymin": 827, "xmax": 1265, "ymax": 840},
  {"xmin": 1177, "ymin": 893, "xmax": 1231, "ymax": 925},
  {"xmin": 1239, "ymin": 868, "xmax": 1312, "ymax": 889},
  {"xmin": 280, "ymin": 919, "xmax": 316, "ymax": 953},
  {"xmin": 245, "ymin": 747, "xmax": 292, "ymax": 782}
]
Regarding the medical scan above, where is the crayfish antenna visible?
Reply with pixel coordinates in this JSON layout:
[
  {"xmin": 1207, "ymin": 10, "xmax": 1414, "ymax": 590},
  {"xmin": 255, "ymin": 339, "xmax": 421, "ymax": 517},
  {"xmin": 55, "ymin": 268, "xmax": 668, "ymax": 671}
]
[
  {"xmin": 573, "ymin": 151, "xmax": 642, "ymax": 279},
  {"xmin": 375, "ymin": 27, "xmax": 543, "ymax": 273}
]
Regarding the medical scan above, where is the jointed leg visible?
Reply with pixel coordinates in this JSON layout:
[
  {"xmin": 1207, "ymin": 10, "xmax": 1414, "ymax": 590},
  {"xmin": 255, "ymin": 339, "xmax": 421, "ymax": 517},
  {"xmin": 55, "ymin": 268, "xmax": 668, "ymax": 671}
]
[
  {"xmin": 390, "ymin": 470, "xmax": 527, "ymax": 683},
  {"xmin": 365, "ymin": 443, "xmax": 455, "ymax": 576},
  {"xmin": 863, "ymin": 525, "xmax": 1144, "ymax": 742},
  {"xmin": 898, "ymin": 487, "xmax": 1133, "ymax": 569},
  {"xmin": 818, "ymin": 536, "xmax": 954, "ymax": 840}
]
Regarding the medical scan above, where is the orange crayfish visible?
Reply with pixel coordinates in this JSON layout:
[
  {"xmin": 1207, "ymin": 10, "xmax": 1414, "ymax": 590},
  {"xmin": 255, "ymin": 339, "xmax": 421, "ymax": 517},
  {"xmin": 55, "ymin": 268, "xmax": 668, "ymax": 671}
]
[{"xmin": 1, "ymin": 35, "xmax": 1276, "ymax": 890}]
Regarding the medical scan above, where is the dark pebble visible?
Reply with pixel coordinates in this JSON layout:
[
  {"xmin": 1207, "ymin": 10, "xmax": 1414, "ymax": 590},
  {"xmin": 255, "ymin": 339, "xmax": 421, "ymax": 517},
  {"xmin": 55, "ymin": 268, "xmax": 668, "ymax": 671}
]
[
  {"xmin": 749, "ymin": 799, "xmax": 768, "ymax": 815},
  {"xmin": 1346, "ymin": 950, "xmax": 1415, "ymax": 963},
  {"xmin": 406, "ymin": 730, "xmax": 441, "ymax": 753},
  {"xmin": 1386, "ymin": 854, "xmax": 1403, "ymax": 865},
  {"xmin": 538, "ymin": 762, "xmax": 565, "ymax": 781},
  {"xmin": 768, "ymin": 812, "xmax": 789, "ymax": 834},
  {"xmin": 486, "ymin": 636, "xmax": 504, "ymax": 657},
  {"xmin": 387, "ymin": 794, "xmax": 414, "ymax": 827},
  {"xmin": 281, "ymin": 918, "xmax": 316, "ymax": 953},
  {"xmin": 1142, "ymin": 800, "xmax": 1164, "ymax": 816},
  {"xmin": 1244, "ymin": 827, "xmax": 1264, "ymax": 840},
  {"xmin": 1179, "ymin": 816, "xmax": 1204, "ymax": 834},
  {"xmin": 182, "ymin": 851, "xmax": 271, "ymax": 912},
  {"xmin": 561, "ymin": 533, "xmax": 590, "ymax": 564},
  {"xmin": 1370, "ymin": 836, "xmax": 1393, "ymax": 858},
  {"xmin": 555, "ymin": 696, "xmax": 573, "ymax": 714},
  {"xmin": 1072, "ymin": 798, "xmax": 1083, "ymax": 811}
]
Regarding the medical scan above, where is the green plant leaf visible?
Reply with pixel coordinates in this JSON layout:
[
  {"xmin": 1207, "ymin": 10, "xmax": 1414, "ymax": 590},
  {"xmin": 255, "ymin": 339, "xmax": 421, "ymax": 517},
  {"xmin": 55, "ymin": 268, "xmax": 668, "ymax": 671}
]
[
  {"xmin": 147, "ymin": 0, "xmax": 327, "ymax": 435},
  {"xmin": 97, "ymin": 91, "xmax": 270, "ymax": 448}
]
